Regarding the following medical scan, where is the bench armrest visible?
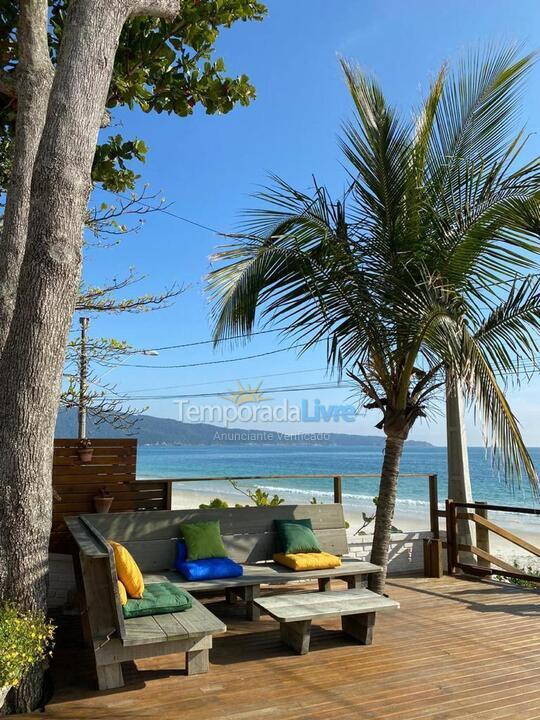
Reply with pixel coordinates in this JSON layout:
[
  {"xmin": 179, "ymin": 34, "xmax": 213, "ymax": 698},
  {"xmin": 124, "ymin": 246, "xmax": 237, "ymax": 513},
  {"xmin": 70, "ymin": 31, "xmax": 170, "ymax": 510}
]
[{"xmin": 65, "ymin": 516, "xmax": 108, "ymax": 558}]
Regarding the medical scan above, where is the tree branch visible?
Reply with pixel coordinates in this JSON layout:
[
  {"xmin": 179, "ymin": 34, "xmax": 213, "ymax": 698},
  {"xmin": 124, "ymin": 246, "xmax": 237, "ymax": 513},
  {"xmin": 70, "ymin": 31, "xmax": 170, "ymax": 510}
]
[
  {"xmin": 128, "ymin": 0, "xmax": 181, "ymax": 19},
  {"xmin": 19, "ymin": 0, "xmax": 52, "ymax": 70}
]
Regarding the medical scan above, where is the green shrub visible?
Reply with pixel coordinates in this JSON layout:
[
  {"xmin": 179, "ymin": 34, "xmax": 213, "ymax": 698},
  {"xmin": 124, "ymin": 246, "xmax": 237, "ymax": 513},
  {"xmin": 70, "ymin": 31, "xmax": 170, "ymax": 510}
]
[
  {"xmin": 199, "ymin": 498, "xmax": 229, "ymax": 510},
  {"xmin": 495, "ymin": 562, "xmax": 539, "ymax": 589},
  {"xmin": 0, "ymin": 604, "xmax": 55, "ymax": 688}
]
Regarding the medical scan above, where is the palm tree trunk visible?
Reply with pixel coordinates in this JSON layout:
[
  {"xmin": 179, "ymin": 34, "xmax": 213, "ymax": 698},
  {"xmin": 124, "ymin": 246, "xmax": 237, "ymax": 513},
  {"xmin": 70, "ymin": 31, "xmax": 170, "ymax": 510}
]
[{"xmin": 368, "ymin": 433, "xmax": 406, "ymax": 594}]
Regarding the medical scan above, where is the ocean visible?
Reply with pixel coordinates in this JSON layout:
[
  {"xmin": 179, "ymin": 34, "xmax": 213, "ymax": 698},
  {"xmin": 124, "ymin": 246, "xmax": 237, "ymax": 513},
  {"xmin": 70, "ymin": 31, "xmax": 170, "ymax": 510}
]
[{"xmin": 137, "ymin": 444, "xmax": 540, "ymax": 515}]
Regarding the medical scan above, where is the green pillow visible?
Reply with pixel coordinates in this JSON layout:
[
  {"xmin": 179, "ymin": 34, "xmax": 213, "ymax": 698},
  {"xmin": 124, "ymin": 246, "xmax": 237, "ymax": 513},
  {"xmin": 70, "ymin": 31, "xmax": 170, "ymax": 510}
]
[
  {"xmin": 180, "ymin": 520, "xmax": 227, "ymax": 561},
  {"xmin": 123, "ymin": 582, "xmax": 192, "ymax": 619},
  {"xmin": 276, "ymin": 521, "xmax": 322, "ymax": 554},
  {"xmin": 274, "ymin": 518, "xmax": 313, "ymax": 553}
]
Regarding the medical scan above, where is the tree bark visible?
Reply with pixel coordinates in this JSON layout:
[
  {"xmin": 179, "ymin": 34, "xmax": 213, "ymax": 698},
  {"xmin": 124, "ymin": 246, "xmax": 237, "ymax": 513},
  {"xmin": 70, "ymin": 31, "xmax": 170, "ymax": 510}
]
[
  {"xmin": 446, "ymin": 372, "xmax": 475, "ymax": 559},
  {"xmin": 0, "ymin": 0, "xmax": 180, "ymax": 712},
  {"xmin": 0, "ymin": 0, "xmax": 53, "ymax": 353},
  {"xmin": 368, "ymin": 433, "xmax": 406, "ymax": 594}
]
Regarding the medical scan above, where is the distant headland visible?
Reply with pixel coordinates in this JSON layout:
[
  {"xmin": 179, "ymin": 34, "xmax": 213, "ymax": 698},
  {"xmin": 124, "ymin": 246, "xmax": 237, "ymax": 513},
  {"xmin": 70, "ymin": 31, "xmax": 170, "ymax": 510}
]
[{"xmin": 55, "ymin": 408, "xmax": 434, "ymax": 448}]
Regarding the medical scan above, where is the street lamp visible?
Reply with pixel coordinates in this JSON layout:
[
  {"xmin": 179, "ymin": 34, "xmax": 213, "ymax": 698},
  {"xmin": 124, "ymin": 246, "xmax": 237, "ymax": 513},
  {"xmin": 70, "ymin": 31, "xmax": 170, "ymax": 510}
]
[{"xmin": 76, "ymin": 318, "xmax": 159, "ymax": 439}]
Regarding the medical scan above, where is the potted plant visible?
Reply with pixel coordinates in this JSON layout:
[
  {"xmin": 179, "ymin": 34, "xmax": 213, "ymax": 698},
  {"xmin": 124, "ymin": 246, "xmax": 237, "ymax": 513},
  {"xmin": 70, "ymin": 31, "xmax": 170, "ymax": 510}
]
[
  {"xmin": 0, "ymin": 603, "xmax": 55, "ymax": 710},
  {"xmin": 77, "ymin": 438, "xmax": 93, "ymax": 462},
  {"xmin": 93, "ymin": 486, "xmax": 114, "ymax": 513}
]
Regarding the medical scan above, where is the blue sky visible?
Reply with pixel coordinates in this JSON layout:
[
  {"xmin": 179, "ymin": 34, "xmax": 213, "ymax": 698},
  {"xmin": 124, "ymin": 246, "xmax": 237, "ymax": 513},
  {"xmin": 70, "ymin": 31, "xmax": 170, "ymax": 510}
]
[{"xmin": 81, "ymin": 0, "xmax": 540, "ymax": 447}]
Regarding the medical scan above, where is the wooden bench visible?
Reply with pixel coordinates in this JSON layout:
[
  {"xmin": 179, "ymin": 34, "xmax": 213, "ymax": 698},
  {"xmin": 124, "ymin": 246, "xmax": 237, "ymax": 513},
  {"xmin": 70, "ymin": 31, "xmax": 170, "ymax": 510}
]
[
  {"xmin": 67, "ymin": 504, "xmax": 382, "ymax": 689},
  {"xmin": 254, "ymin": 588, "xmax": 400, "ymax": 654},
  {"xmin": 67, "ymin": 516, "xmax": 226, "ymax": 690}
]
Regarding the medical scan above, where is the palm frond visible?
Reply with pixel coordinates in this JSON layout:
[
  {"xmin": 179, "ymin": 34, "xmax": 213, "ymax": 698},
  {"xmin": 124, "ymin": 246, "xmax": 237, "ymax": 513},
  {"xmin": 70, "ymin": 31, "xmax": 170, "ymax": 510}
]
[
  {"xmin": 206, "ymin": 45, "xmax": 540, "ymax": 493},
  {"xmin": 474, "ymin": 275, "xmax": 540, "ymax": 375},
  {"xmin": 461, "ymin": 331, "xmax": 538, "ymax": 490},
  {"xmin": 428, "ymin": 44, "xmax": 536, "ymax": 204}
]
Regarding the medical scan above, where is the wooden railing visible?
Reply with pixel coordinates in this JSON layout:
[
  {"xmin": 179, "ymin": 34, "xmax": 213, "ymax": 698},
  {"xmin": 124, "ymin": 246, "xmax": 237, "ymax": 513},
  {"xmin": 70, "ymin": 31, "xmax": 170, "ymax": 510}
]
[
  {"xmin": 445, "ymin": 499, "xmax": 540, "ymax": 585},
  {"xmin": 51, "ymin": 449, "xmax": 435, "ymax": 554},
  {"xmin": 140, "ymin": 472, "xmax": 435, "ymax": 507}
]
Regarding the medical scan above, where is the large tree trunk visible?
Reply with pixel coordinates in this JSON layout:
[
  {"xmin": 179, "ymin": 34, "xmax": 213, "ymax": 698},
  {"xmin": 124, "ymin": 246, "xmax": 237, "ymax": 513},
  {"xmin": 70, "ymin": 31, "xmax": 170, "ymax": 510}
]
[
  {"xmin": 368, "ymin": 433, "xmax": 406, "ymax": 594},
  {"xmin": 0, "ymin": 1, "xmax": 53, "ymax": 353},
  {"xmin": 0, "ymin": 0, "xmax": 180, "ymax": 712}
]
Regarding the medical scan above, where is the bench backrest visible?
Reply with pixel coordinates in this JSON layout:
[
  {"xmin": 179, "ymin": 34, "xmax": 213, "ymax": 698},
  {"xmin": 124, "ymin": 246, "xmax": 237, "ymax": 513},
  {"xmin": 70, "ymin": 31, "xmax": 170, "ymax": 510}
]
[{"xmin": 80, "ymin": 504, "xmax": 349, "ymax": 572}]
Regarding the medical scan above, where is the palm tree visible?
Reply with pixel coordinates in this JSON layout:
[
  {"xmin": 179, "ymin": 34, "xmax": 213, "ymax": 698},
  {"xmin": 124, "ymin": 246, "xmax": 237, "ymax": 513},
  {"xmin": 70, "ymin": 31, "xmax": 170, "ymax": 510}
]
[{"xmin": 207, "ymin": 47, "xmax": 540, "ymax": 592}]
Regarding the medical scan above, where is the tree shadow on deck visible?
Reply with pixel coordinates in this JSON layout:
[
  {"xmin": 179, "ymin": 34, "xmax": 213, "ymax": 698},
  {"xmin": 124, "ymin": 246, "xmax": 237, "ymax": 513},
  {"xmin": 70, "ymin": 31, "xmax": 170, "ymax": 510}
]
[{"xmin": 386, "ymin": 576, "xmax": 540, "ymax": 617}]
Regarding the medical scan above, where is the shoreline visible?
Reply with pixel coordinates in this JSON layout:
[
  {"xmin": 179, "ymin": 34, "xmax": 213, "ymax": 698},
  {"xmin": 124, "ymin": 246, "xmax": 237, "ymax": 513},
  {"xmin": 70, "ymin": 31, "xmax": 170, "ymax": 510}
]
[{"xmin": 171, "ymin": 485, "xmax": 540, "ymax": 573}]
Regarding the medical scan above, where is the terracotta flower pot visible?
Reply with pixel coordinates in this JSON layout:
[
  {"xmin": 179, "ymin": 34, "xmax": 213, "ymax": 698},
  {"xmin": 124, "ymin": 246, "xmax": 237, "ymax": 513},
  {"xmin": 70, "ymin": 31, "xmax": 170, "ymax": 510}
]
[
  {"xmin": 77, "ymin": 448, "xmax": 94, "ymax": 463},
  {"xmin": 93, "ymin": 496, "xmax": 114, "ymax": 513}
]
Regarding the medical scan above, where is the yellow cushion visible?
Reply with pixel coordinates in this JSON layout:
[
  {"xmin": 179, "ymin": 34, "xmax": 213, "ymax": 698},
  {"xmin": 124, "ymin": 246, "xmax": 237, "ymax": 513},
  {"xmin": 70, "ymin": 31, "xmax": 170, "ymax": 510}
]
[
  {"xmin": 273, "ymin": 551, "xmax": 342, "ymax": 571},
  {"xmin": 109, "ymin": 540, "xmax": 145, "ymax": 598},
  {"xmin": 117, "ymin": 580, "xmax": 128, "ymax": 606}
]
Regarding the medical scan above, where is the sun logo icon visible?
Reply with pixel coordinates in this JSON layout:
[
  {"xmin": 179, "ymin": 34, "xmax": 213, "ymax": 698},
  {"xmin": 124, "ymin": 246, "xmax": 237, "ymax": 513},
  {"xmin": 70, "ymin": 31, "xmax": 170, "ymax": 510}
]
[{"xmin": 223, "ymin": 381, "xmax": 271, "ymax": 406}]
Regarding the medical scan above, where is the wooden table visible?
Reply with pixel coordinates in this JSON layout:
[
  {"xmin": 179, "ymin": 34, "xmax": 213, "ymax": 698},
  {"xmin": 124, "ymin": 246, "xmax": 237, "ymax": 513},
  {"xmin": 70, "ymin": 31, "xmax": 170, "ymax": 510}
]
[{"xmin": 254, "ymin": 588, "xmax": 399, "ymax": 655}]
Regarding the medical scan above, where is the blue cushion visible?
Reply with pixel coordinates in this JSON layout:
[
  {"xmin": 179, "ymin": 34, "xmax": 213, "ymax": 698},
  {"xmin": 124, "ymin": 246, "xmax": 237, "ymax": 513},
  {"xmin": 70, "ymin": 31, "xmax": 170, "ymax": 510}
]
[
  {"xmin": 176, "ymin": 539, "xmax": 188, "ymax": 564},
  {"xmin": 176, "ymin": 556, "xmax": 244, "ymax": 581}
]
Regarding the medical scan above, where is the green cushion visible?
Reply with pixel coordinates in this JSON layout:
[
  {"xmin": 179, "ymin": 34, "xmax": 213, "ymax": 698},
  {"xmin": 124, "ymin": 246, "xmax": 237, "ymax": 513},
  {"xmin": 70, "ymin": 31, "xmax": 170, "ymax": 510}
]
[
  {"xmin": 274, "ymin": 518, "xmax": 313, "ymax": 553},
  {"xmin": 180, "ymin": 520, "xmax": 227, "ymax": 561},
  {"xmin": 276, "ymin": 520, "xmax": 321, "ymax": 554},
  {"xmin": 122, "ymin": 582, "xmax": 193, "ymax": 619}
]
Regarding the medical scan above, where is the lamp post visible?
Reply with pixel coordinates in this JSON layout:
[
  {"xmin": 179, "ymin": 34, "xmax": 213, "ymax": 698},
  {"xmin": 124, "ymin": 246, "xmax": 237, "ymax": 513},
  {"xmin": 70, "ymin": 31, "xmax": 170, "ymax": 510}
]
[
  {"xmin": 76, "ymin": 319, "xmax": 158, "ymax": 439},
  {"xmin": 78, "ymin": 317, "xmax": 89, "ymax": 440}
]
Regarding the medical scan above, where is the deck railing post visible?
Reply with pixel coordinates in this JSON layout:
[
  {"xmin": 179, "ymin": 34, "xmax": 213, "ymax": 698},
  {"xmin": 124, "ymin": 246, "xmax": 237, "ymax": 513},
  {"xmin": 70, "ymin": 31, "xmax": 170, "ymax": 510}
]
[
  {"xmin": 165, "ymin": 480, "xmax": 173, "ymax": 511},
  {"xmin": 476, "ymin": 501, "xmax": 490, "ymax": 570},
  {"xmin": 445, "ymin": 499, "xmax": 457, "ymax": 575},
  {"xmin": 333, "ymin": 476, "xmax": 343, "ymax": 504},
  {"xmin": 429, "ymin": 474, "xmax": 439, "ymax": 539}
]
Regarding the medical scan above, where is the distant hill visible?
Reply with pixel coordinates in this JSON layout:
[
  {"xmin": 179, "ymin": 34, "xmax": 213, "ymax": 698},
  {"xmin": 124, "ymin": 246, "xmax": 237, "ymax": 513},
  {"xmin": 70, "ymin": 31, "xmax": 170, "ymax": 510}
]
[{"xmin": 55, "ymin": 408, "xmax": 433, "ymax": 448}]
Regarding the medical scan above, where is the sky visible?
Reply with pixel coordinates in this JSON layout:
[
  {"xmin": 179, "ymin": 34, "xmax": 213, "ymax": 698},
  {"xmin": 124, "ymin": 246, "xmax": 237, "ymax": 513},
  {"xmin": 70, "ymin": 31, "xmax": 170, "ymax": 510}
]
[{"xmin": 80, "ymin": 0, "xmax": 540, "ymax": 447}]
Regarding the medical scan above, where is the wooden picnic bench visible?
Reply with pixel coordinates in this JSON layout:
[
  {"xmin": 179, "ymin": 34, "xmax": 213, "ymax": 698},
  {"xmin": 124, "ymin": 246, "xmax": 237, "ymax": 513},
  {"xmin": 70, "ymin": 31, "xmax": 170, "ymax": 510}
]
[
  {"xmin": 67, "ymin": 504, "xmax": 382, "ymax": 690},
  {"xmin": 254, "ymin": 588, "xmax": 400, "ymax": 654}
]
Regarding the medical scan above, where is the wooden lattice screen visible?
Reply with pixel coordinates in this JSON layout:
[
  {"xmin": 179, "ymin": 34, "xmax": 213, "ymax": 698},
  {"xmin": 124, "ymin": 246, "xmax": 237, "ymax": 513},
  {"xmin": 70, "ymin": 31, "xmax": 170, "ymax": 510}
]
[{"xmin": 51, "ymin": 438, "xmax": 170, "ymax": 552}]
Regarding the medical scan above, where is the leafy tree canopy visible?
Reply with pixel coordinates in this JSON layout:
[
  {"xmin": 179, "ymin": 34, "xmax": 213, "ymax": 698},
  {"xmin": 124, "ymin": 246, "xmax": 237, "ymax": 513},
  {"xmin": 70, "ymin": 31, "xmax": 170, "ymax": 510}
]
[{"xmin": 0, "ymin": 0, "xmax": 266, "ymax": 193}]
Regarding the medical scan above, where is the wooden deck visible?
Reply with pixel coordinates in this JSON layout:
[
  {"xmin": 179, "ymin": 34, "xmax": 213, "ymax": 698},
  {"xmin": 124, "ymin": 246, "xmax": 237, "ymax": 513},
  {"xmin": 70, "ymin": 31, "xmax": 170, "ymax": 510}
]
[{"xmin": 30, "ymin": 575, "xmax": 540, "ymax": 720}]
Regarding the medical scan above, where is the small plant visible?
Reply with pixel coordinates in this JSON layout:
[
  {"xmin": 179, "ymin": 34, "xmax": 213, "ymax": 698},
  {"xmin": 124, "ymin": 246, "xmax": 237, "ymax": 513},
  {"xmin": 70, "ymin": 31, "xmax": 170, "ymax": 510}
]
[
  {"xmin": 354, "ymin": 497, "xmax": 401, "ymax": 536},
  {"xmin": 199, "ymin": 498, "xmax": 229, "ymax": 510},
  {"xmin": 249, "ymin": 488, "xmax": 285, "ymax": 506},
  {"xmin": 494, "ymin": 562, "xmax": 539, "ymax": 589},
  {"xmin": 93, "ymin": 485, "xmax": 114, "ymax": 513},
  {"xmin": 0, "ymin": 604, "xmax": 55, "ymax": 690},
  {"xmin": 228, "ymin": 480, "xmax": 285, "ymax": 507},
  {"xmin": 77, "ymin": 438, "xmax": 94, "ymax": 462}
]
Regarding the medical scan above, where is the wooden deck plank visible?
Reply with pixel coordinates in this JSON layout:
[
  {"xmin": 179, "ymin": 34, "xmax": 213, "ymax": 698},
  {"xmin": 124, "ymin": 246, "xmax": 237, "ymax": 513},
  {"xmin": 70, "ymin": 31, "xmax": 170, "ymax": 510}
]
[{"xmin": 23, "ymin": 575, "xmax": 540, "ymax": 720}]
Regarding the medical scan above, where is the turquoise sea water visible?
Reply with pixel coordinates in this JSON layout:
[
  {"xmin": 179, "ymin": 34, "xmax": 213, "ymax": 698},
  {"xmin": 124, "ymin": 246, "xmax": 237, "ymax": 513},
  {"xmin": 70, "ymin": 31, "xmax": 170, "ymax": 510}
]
[{"xmin": 136, "ymin": 445, "xmax": 540, "ymax": 515}]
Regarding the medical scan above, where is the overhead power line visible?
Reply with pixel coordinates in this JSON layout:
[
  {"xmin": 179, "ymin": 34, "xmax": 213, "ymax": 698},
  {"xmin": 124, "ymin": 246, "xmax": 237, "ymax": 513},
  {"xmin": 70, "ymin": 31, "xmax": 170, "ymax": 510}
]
[
  {"xmin": 101, "ymin": 380, "xmax": 351, "ymax": 402},
  {"xmin": 124, "ymin": 366, "xmax": 330, "ymax": 395},
  {"xmin": 100, "ymin": 339, "xmax": 326, "ymax": 370},
  {"xmin": 136, "ymin": 326, "xmax": 291, "ymax": 353}
]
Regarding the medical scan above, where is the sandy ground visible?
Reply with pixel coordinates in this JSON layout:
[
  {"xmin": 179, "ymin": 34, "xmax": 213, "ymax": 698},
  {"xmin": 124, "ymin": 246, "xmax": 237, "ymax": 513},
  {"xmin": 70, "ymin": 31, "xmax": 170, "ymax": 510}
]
[{"xmin": 171, "ymin": 485, "xmax": 540, "ymax": 574}]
